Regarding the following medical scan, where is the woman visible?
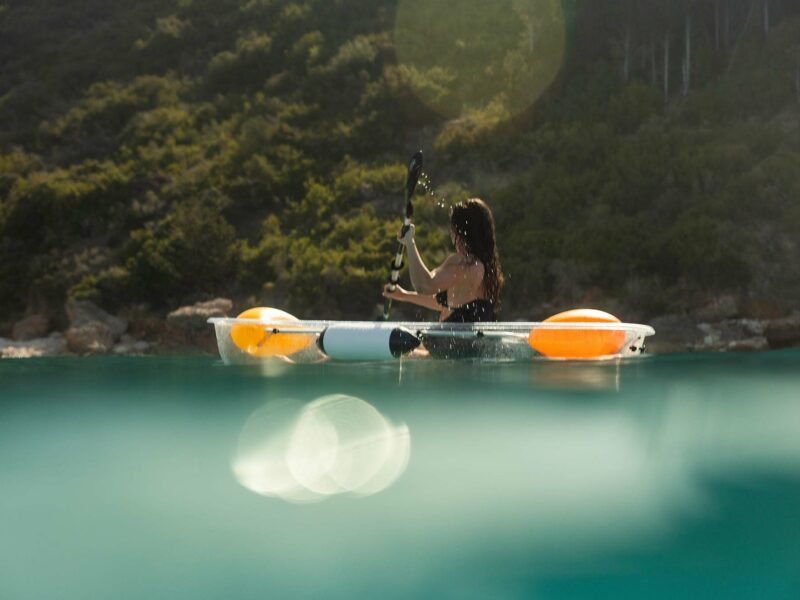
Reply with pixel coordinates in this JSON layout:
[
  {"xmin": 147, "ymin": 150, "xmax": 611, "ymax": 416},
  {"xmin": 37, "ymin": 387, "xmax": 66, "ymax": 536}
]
[{"xmin": 382, "ymin": 198, "xmax": 503, "ymax": 322}]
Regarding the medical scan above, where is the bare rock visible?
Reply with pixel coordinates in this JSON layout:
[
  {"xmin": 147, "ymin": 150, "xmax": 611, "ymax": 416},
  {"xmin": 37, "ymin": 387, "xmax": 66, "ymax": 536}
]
[
  {"xmin": 764, "ymin": 312, "xmax": 800, "ymax": 349},
  {"xmin": 727, "ymin": 337, "xmax": 769, "ymax": 352},
  {"xmin": 695, "ymin": 319, "xmax": 765, "ymax": 352},
  {"xmin": 646, "ymin": 314, "xmax": 704, "ymax": 354},
  {"xmin": 166, "ymin": 298, "xmax": 233, "ymax": 352},
  {"xmin": 112, "ymin": 338, "xmax": 152, "ymax": 355},
  {"xmin": 65, "ymin": 299, "xmax": 127, "ymax": 341},
  {"xmin": 122, "ymin": 306, "xmax": 168, "ymax": 341},
  {"xmin": 66, "ymin": 321, "xmax": 114, "ymax": 355},
  {"xmin": 694, "ymin": 319, "xmax": 766, "ymax": 352},
  {"xmin": 12, "ymin": 314, "xmax": 51, "ymax": 341},
  {"xmin": 1, "ymin": 333, "xmax": 68, "ymax": 358},
  {"xmin": 692, "ymin": 295, "xmax": 738, "ymax": 322}
]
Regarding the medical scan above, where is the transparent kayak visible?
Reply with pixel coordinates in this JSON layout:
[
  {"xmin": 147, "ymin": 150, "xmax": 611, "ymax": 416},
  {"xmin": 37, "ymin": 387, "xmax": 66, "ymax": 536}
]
[{"xmin": 208, "ymin": 318, "xmax": 656, "ymax": 364}]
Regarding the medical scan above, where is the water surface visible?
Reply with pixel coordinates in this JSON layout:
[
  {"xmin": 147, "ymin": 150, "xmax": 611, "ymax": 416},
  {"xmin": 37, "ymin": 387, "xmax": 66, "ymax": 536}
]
[{"xmin": 2, "ymin": 352, "xmax": 800, "ymax": 599}]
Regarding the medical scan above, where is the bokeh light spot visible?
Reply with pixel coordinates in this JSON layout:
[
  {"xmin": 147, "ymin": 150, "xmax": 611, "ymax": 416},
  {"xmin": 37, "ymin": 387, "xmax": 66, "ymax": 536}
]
[
  {"xmin": 232, "ymin": 395, "xmax": 410, "ymax": 503},
  {"xmin": 393, "ymin": 0, "xmax": 566, "ymax": 119}
]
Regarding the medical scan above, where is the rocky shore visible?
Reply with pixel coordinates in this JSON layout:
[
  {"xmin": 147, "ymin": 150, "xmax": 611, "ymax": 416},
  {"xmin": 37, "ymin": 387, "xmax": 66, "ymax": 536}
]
[
  {"xmin": 645, "ymin": 294, "xmax": 800, "ymax": 353},
  {"xmin": 1, "ymin": 297, "xmax": 799, "ymax": 358},
  {"xmin": 0, "ymin": 298, "xmax": 233, "ymax": 358},
  {"xmin": 646, "ymin": 313, "xmax": 800, "ymax": 354}
]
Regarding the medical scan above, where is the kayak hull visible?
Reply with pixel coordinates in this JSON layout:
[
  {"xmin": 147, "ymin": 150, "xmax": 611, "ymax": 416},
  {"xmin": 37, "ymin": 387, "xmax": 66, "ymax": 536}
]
[{"xmin": 208, "ymin": 318, "xmax": 655, "ymax": 364}]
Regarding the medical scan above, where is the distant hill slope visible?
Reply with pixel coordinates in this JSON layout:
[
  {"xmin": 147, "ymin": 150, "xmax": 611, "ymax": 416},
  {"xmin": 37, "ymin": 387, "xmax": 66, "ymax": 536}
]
[{"xmin": 1, "ymin": 0, "xmax": 798, "ymax": 326}]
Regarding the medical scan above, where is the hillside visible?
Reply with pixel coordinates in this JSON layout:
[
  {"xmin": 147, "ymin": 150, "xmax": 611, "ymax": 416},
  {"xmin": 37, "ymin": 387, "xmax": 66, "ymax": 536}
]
[{"xmin": 1, "ymin": 0, "xmax": 799, "ymax": 329}]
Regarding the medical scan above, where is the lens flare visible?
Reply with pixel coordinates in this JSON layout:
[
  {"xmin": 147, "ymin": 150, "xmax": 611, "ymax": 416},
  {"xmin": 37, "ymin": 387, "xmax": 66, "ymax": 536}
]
[
  {"xmin": 232, "ymin": 395, "xmax": 410, "ymax": 503},
  {"xmin": 232, "ymin": 399, "xmax": 325, "ymax": 503},
  {"xmin": 393, "ymin": 0, "xmax": 566, "ymax": 120}
]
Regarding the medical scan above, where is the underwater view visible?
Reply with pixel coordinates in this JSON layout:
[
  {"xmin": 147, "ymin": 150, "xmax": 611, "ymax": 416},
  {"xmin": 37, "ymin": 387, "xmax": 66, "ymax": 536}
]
[{"xmin": 2, "ymin": 352, "xmax": 799, "ymax": 599}]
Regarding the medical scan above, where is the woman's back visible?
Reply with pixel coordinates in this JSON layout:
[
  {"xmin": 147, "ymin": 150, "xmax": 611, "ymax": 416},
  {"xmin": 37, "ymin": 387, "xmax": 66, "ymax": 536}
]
[
  {"xmin": 380, "ymin": 197, "xmax": 502, "ymax": 325},
  {"xmin": 433, "ymin": 254, "xmax": 486, "ymax": 321}
]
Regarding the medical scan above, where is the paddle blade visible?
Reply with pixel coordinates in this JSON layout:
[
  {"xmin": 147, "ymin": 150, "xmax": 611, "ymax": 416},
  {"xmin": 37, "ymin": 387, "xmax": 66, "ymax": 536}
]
[{"xmin": 404, "ymin": 150, "xmax": 423, "ymax": 202}]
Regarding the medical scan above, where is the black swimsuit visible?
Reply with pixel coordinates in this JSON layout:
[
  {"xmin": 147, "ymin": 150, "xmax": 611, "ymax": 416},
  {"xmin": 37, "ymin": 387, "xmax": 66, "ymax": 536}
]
[
  {"xmin": 425, "ymin": 290, "xmax": 496, "ymax": 359},
  {"xmin": 435, "ymin": 290, "xmax": 496, "ymax": 323}
]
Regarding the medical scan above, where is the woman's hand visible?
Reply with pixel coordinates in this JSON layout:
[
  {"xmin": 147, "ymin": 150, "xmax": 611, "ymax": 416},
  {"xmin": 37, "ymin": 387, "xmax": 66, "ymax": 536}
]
[
  {"xmin": 396, "ymin": 223, "xmax": 416, "ymax": 247},
  {"xmin": 382, "ymin": 283, "xmax": 409, "ymax": 302}
]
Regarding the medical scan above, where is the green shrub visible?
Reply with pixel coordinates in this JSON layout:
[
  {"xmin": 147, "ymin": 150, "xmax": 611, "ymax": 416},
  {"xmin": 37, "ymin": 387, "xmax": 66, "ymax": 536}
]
[{"xmin": 125, "ymin": 200, "xmax": 236, "ymax": 304}]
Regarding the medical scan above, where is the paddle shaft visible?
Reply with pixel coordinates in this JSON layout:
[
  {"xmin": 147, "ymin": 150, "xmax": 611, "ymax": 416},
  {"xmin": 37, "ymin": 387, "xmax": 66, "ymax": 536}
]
[
  {"xmin": 383, "ymin": 217, "xmax": 411, "ymax": 319},
  {"xmin": 383, "ymin": 151, "xmax": 422, "ymax": 320}
]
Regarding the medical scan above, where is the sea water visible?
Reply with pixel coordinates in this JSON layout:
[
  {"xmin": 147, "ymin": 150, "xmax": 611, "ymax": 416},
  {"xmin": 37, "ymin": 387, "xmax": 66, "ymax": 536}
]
[{"xmin": 1, "ymin": 352, "xmax": 799, "ymax": 599}]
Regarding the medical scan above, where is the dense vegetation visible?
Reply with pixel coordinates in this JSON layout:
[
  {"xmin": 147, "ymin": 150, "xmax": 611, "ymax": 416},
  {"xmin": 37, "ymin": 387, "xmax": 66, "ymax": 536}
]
[{"xmin": 1, "ymin": 0, "xmax": 799, "ymax": 325}]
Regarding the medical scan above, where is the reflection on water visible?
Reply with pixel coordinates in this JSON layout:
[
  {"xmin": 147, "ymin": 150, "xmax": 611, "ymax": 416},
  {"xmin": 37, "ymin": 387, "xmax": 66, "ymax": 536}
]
[
  {"xmin": 528, "ymin": 358, "xmax": 622, "ymax": 391},
  {"xmin": 233, "ymin": 394, "xmax": 410, "ymax": 503}
]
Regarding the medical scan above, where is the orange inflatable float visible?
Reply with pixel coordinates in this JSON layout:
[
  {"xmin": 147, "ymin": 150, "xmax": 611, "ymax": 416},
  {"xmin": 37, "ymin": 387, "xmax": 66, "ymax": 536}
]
[
  {"xmin": 528, "ymin": 309, "xmax": 627, "ymax": 359},
  {"xmin": 231, "ymin": 307, "xmax": 314, "ymax": 357}
]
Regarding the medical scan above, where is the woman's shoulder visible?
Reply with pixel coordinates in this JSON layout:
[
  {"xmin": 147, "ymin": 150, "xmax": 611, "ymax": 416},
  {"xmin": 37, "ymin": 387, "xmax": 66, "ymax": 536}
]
[
  {"xmin": 441, "ymin": 253, "xmax": 463, "ymax": 267},
  {"xmin": 443, "ymin": 253, "xmax": 484, "ymax": 277},
  {"xmin": 468, "ymin": 257, "xmax": 485, "ymax": 281}
]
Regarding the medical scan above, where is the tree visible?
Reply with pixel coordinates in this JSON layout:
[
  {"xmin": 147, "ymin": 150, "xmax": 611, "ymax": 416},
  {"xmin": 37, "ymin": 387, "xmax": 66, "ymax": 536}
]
[{"xmin": 681, "ymin": 0, "xmax": 696, "ymax": 97}]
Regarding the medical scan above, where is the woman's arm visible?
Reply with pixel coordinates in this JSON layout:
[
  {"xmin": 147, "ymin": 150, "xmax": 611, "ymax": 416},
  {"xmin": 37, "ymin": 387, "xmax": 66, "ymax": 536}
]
[
  {"xmin": 382, "ymin": 284, "xmax": 443, "ymax": 312},
  {"xmin": 398, "ymin": 225, "xmax": 436, "ymax": 293},
  {"xmin": 405, "ymin": 238, "xmax": 435, "ymax": 293},
  {"xmin": 398, "ymin": 226, "xmax": 461, "ymax": 294}
]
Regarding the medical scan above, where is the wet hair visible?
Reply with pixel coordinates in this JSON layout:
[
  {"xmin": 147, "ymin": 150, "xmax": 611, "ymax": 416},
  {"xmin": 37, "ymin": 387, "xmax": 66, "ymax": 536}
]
[{"xmin": 450, "ymin": 198, "xmax": 504, "ymax": 308}]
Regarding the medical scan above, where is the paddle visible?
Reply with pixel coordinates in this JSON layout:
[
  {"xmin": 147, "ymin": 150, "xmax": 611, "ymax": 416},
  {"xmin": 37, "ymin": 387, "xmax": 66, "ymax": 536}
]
[{"xmin": 382, "ymin": 150, "xmax": 424, "ymax": 320}]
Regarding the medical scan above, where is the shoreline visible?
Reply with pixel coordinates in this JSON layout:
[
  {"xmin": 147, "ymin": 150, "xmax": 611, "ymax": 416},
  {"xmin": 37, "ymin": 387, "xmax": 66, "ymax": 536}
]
[{"xmin": 2, "ymin": 298, "xmax": 798, "ymax": 359}]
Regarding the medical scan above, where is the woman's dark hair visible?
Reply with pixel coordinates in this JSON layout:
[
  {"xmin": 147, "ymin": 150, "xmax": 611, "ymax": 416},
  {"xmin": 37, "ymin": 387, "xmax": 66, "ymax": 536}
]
[{"xmin": 450, "ymin": 198, "xmax": 504, "ymax": 308}]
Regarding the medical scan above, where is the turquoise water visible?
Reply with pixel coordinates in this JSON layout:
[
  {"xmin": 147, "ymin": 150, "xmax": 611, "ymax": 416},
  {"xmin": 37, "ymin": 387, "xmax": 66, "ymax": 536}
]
[{"xmin": 2, "ymin": 352, "xmax": 800, "ymax": 599}]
